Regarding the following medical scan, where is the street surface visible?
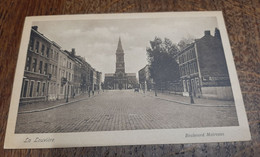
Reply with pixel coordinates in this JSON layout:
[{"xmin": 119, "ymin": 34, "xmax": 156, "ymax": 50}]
[{"xmin": 15, "ymin": 90, "xmax": 239, "ymax": 133}]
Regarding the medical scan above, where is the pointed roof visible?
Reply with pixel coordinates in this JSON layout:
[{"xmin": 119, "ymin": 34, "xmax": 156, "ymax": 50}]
[{"xmin": 116, "ymin": 37, "xmax": 124, "ymax": 53}]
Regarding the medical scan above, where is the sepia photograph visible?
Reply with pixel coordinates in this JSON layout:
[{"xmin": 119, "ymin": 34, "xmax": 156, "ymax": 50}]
[{"xmin": 4, "ymin": 12, "xmax": 250, "ymax": 148}]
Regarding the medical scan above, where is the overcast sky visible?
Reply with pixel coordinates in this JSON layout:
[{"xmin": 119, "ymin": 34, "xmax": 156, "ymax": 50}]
[{"xmin": 33, "ymin": 16, "xmax": 218, "ymax": 81}]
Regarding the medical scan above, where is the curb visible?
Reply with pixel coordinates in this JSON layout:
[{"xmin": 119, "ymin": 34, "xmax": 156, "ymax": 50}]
[
  {"xmin": 18, "ymin": 95, "xmax": 96, "ymax": 114},
  {"xmin": 146, "ymin": 94, "xmax": 235, "ymax": 107}
]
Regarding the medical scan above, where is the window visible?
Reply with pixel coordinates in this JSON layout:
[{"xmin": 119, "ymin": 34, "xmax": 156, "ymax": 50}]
[
  {"xmin": 22, "ymin": 80, "xmax": 29, "ymax": 97},
  {"xmin": 36, "ymin": 82, "xmax": 40, "ymax": 96},
  {"xmin": 193, "ymin": 62, "xmax": 196, "ymax": 73},
  {"xmin": 54, "ymin": 51, "xmax": 57, "ymax": 60},
  {"xmin": 192, "ymin": 63, "xmax": 195, "ymax": 73},
  {"xmin": 42, "ymin": 82, "xmax": 45, "ymax": 95},
  {"xmin": 46, "ymin": 48, "xmax": 50, "ymax": 58},
  {"xmin": 39, "ymin": 61, "xmax": 43, "ymax": 74},
  {"xmin": 41, "ymin": 44, "xmax": 45, "ymax": 56},
  {"xmin": 50, "ymin": 65, "xmax": 52, "ymax": 74},
  {"xmin": 188, "ymin": 63, "xmax": 192, "ymax": 74},
  {"xmin": 191, "ymin": 63, "xmax": 194, "ymax": 74},
  {"xmin": 54, "ymin": 51, "xmax": 58, "ymax": 60},
  {"xmin": 29, "ymin": 38, "xmax": 34, "ymax": 50},
  {"xmin": 55, "ymin": 66, "xmax": 57, "ymax": 76},
  {"xmin": 47, "ymin": 82, "xmax": 49, "ymax": 95},
  {"xmin": 32, "ymin": 58, "xmax": 37, "ymax": 72},
  {"xmin": 35, "ymin": 41, "xmax": 39, "ymax": 53},
  {"xmin": 51, "ymin": 49, "xmax": 54, "ymax": 59},
  {"xmin": 195, "ymin": 62, "xmax": 198, "ymax": 72},
  {"xmin": 186, "ymin": 64, "xmax": 189, "ymax": 75},
  {"xmin": 29, "ymin": 81, "xmax": 34, "ymax": 97},
  {"xmin": 56, "ymin": 52, "xmax": 59, "ymax": 61},
  {"xmin": 50, "ymin": 64, "xmax": 52, "ymax": 74},
  {"xmin": 26, "ymin": 56, "xmax": 31, "ymax": 71},
  {"xmin": 44, "ymin": 63, "xmax": 48, "ymax": 75}
]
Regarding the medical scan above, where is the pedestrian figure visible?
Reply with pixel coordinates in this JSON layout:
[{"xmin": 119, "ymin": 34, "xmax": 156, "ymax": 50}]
[{"xmin": 92, "ymin": 90, "xmax": 94, "ymax": 96}]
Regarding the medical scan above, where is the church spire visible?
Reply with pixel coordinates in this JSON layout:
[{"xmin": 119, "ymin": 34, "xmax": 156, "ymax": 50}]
[{"xmin": 116, "ymin": 37, "xmax": 124, "ymax": 53}]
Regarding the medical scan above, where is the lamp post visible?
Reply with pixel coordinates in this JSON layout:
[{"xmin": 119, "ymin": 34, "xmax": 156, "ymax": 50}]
[
  {"xmin": 188, "ymin": 75, "xmax": 194, "ymax": 104},
  {"xmin": 66, "ymin": 81, "xmax": 69, "ymax": 103}
]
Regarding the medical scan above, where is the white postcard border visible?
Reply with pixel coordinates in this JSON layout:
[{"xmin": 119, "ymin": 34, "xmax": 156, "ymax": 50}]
[{"xmin": 4, "ymin": 11, "xmax": 251, "ymax": 149}]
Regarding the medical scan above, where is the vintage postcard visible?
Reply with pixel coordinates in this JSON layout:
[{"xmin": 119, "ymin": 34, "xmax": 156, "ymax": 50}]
[{"xmin": 4, "ymin": 11, "xmax": 251, "ymax": 149}]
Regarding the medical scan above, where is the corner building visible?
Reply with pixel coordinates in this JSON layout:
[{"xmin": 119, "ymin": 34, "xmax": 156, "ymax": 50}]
[
  {"xmin": 20, "ymin": 26, "xmax": 52, "ymax": 103},
  {"xmin": 177, "ymin": 28, "xmax": 233, "ymax": 100}
]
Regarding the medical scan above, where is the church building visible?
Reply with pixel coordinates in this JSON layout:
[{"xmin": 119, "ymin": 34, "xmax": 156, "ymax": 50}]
[{"xmin": 104, "ymin": 38, "xmax": 138, "ymax": 90}]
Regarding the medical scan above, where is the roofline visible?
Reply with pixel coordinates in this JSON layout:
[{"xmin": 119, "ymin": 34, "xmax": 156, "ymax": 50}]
[
  {"xmin": 52, "ymin": 41, "xmax": 62, "ymax": 49},
  {"xmin": 31, "ymin": 28, "xmax": 52, "ymax": 44}
]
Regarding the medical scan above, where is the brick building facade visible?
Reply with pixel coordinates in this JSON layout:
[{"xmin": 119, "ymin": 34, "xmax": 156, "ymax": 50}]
[
  {"xmin": 20, "ymin": 26, "xmax": 52, "ymax": 104},
  {"xmin": 177, "ymin": 28, "xmax": 233, "ymax": 100},
  {"xmin": 20, "ymin": 26, "xmax": 102, "ymax": 104}
]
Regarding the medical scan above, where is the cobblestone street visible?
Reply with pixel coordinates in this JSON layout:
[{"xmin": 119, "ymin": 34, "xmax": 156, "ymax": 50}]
[{"xmin": 15, "ymin": 90, "xmax": 239, "ymax": 133}]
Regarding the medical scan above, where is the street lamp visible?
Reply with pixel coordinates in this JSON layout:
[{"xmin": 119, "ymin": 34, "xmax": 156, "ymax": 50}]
[
  {"xmin": 66, "ymin": 82, "xmax": 69, "ymax": 103},
  {"xmin": 188, "ymin": 75, "xmax": 194, "ymax": 104}
]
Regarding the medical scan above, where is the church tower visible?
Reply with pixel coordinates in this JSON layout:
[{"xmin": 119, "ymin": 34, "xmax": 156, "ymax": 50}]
[
  {"xmin": 115, "ymin": 37, "xmax": 125, "ymax": 74},
  {"xmin": 104, "ymin": 37, "xmax": 138, "ymax": 90}
]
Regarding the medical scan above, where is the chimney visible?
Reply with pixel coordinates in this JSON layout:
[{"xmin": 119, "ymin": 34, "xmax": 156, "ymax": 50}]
[
  {"xmin": 214, "ymin": 28, "xmax": 221, "ymax": 39},
  {"xmin": 204, "ymin": 30, "xmax": 211, "ymax": 36},
  {"xmin": 32, "ymin": 26, "xmax": 38, "ymax": 31},
  {"xmin": 71, "ymin": 48, "xmax": 75, "ymax": 56}
]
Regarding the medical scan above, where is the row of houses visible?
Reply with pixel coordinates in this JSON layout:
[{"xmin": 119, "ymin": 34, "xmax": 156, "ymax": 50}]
[
  {"xmin": 20, "ymin": 26, "xmax": 102, "ymax": 104},
  {"xmin": 139, "ymin": 28, "xmax": 233, "ymax": 100}
]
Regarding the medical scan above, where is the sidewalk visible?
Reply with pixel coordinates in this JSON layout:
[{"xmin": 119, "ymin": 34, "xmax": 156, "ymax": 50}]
[
  {"xmin": 18, "ymin": 92, "xmax": 101, "ymax": 113},
  {"xmin": 143, "ymin": 91, "xmax": 235, "ymax": 107}
]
